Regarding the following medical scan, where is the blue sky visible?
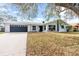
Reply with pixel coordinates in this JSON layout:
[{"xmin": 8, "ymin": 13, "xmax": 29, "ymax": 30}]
[
  {"xmin": 37, "ymin": 3, "xmax": 46, "ymax": 18},
  {"xmin": 0, "ymin": 4, "xmax": 19, "ymax": 17},
  {"xmin": 0, "ymin": 3, "xmax": 79, "ymax": 24},
  {"xmin": 0, "ymin": 3, "xmax": 47, "ymax": 21},
  {"xmin": 0, "ymin": 4, "xmax": 45, "ymax": 22}
]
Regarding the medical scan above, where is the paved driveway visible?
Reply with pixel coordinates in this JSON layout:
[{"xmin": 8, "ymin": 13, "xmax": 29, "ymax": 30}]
[{"xmin": 0, "ymin": 32, "xmax": 27, "ymax": 56}]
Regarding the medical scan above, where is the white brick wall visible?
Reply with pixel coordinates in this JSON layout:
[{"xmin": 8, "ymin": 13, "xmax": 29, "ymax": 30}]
[{"xmin": 5, "ymin": 23, "xmax": 10, "ymax": 32}]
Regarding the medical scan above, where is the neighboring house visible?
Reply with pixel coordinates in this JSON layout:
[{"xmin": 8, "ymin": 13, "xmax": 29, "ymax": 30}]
[
  {"xmin": 0, "ymin": 24, "xmax": 5, "ymax": 32},
  {"xmin": 72, "ymin": 23, "xmax": 79, "ymax": 31},
  {"xmin": 4, "ymin": 19, "xmax": 69, "ymax": 32}
]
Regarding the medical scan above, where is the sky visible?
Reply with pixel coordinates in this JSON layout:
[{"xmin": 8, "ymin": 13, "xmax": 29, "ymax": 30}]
[
  {"xmin": 0, "ymin": 0, "xmax": 79, "ymax": 3},
  {"xmin": 0, "ymin": 3, "xmax": 79, "ymax": 24},
  {"xmin": 0, "ymin": 4, "xmax": 19, "ymax": 17}
]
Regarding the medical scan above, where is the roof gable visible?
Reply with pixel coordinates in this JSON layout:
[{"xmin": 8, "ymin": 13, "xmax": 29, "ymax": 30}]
[{"xmin": 45, "ymin": 19, "xmax": 69, "ymax": 25}]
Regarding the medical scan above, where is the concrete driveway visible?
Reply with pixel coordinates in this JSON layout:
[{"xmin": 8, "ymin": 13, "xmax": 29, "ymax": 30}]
[{"xmin": 0, "ymin": 32, "xmax": 27, "ymax": 56}]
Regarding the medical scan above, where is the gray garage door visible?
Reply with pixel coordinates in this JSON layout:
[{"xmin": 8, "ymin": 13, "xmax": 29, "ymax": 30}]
[{"xmin": 10, "ymin": 25, "xmax": 28, "ymax": 32}]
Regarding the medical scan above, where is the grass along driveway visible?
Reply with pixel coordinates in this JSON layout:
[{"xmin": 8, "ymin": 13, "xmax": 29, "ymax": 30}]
[
  {"xmin": 27, "ymin": 32, "xmax": 79, "ymax": 56},
  {"xmin": 0, "ymin": 32, "xmax": 4, "ymax": 34}
]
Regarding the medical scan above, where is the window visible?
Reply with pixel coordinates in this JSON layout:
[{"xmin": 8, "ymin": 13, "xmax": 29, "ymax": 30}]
[
  {"xmin": 49, "ymin": 25, "xmax": 55, "ymax": 31},
  {"xmin": 61, "ymin": 25, "xmax": 64, "ymax": 29},
  {"xmin": 32, "ymin": 26, "xmax": 36, "ymax": 30}
]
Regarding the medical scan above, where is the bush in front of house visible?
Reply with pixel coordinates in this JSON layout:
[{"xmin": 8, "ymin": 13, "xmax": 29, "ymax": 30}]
[{"xmin": 66, "ymin": 26, "xmax": 72, "ymax": 32}]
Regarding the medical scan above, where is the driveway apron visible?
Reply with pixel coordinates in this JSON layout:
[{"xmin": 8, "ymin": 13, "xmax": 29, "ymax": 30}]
[{"xmin": 0, "ymin": 32, "xmax": 27, "ymax": 56}]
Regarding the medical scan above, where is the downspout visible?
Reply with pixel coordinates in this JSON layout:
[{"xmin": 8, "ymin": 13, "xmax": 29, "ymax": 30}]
[
  {"xmin": 42, "ymin": 21, "xmax": 45, "ymax": 32},
  {"xmin": 56, "ymin": 15, "xmax": 61, "ymax": 32}
]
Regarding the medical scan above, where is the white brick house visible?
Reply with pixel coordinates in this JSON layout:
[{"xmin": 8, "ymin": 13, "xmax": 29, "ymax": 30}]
[{"xmin": 4, "ymin": 19, "xmax": 69, "ymax": 32}]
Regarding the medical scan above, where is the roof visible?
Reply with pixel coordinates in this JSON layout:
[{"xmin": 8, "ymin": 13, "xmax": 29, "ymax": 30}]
[
  {"xmin": 69, "ymin": 23, "xmax": 79, "ymax": 26},
  {"xmin": 4, "ymin": 20, "xmax": 44, "ymax": 25},
  {"xmin": 4, "ymin": 19, "xmax": 69, "ymax": 25},
  {"xmin": 72, "ymin": 23, "xmax": 79, "ymax": 27},
  {"xmin": 45, "ymin": 19, "xmax": 69, "ymax": 25}
]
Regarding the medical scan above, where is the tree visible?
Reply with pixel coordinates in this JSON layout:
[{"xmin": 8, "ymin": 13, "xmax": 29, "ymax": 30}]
[
  {"xmin": 63, "ymin": 8, "xmax": 78, "ymax": 20},
  {"xmin": 0, "ymin": 11, "xmax": 17, "ymax": 22},
  {"xmin": 0, "ymin": 11, "xmax": 17, "ymax": 30},
  {"xmin": 13, "ymin": 3, "xmax": 38, "ymax": 20},
  {"xmin": 44, "ymin": 4, "xmax": 67, "ymax": 31},
  {"xmin": 44, "ymin": 3, "xmax": 77, "ymax": 32},
  {"xmin": 44, "ymin": 4, "xmax": 56, "ymax": 21}
]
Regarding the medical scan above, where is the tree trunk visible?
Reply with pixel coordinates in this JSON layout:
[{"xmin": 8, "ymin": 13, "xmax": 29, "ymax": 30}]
[{"xmin": 57, "ymin": 20, "xmax": 59, "ymax": 32}]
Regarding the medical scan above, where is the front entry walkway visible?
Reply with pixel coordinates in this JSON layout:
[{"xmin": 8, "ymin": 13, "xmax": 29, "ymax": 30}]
[{"xmin": 0, "ymin": 33, "xmax": 27, "ymax": 56}]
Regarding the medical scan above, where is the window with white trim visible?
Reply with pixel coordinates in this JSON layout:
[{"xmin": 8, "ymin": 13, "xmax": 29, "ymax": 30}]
[
  {"xmin": 32, "ymin": 26, "xmax": 36, "ymax": 30},
  {"xmin": 49, "ymin": 25, "xmax": 55, "ymax": 31},
  {"xmin": 61, "ymin": 25, "xmax": 64, "ymax": 29}
]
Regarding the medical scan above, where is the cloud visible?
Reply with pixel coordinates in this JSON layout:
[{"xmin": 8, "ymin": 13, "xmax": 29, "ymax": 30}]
[
  {"xmin": 0, "ymin": 4, "xmax": 7, "ymax": 6},
  {"xmin": 0, "ymin": 7, "xmax": 7, "ymax": 12}
]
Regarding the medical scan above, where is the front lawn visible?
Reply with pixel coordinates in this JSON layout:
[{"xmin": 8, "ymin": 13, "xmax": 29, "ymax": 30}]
[{"xmin": 27, "ymin": 32, "xmax": 79, "ymax": 56}]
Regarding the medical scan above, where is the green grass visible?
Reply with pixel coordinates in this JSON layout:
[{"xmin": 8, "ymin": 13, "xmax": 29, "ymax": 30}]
[
  {"xmin": 0, "ymin": 32, "xmax": 4, "ymax": 34},
  {"xmin": 60, "ymin": 32, "xmax": 79, "ymax": 34},
  {"xmin": 27, "ymin": 32, "xmax": 79, "ymax": 56}
]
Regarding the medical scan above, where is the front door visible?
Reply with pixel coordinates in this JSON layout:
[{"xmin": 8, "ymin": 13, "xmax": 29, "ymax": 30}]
[{"xmin": 39, "ymin": 26, "xmax": 43, "ymax": 32}]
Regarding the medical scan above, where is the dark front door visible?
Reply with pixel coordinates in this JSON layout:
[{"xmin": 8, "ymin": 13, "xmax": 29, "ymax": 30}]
[
  {"xmin": 10, "ymin": 25, "xmax": 28, "ymax": 32},
  {"xmin": 39, "ymin": 26, "xmax": 43, "ymax": 32}
]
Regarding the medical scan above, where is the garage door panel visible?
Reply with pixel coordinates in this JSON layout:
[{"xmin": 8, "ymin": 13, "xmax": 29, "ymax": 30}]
[{"xmin": 10, "ymin": 25, "xmax": 28, "ymax": 32}]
